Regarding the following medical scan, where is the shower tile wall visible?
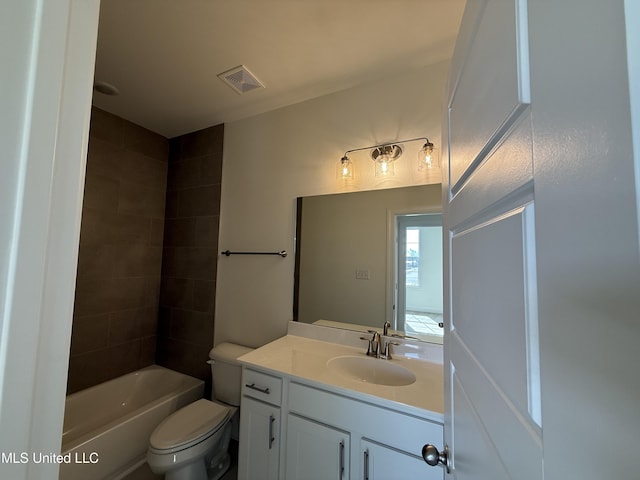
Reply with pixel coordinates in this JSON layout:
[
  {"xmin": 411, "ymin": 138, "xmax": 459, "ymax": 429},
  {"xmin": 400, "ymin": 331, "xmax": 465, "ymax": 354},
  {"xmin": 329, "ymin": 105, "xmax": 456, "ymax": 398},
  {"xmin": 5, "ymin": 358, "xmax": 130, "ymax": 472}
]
[
  {"xmin": 157, "ymin": 124, "xmax": 224, "ymax": 391},
  {"xmin": 67, "ymin": 107, "xmax": 169, "ymax": 394}
]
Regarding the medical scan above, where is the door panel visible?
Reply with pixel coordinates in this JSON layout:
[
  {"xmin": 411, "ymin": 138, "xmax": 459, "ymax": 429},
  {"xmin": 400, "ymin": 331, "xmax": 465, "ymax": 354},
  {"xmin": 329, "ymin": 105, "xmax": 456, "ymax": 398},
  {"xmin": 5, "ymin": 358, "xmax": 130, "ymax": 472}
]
[
  {"xmin": 452, "ymin": 339, "xmax": 541, "ymax": 479},
  {"xmin": 451, "ymin": 373, "xmax": 510, "ymax": 480},
  {"xmin": 447, "ymin": 192, "xmax": 542, "ymax": 478},
  {"xmin": 449, "ymin": 0, "xmax": 530, "ymax": 192},
  {"xmin": 447, "ymin": 115, "xmax": 533, "ymax": 230},
  {"xmin": 451, "ymin": 204, "xmax": 539, "ymax": 421}
]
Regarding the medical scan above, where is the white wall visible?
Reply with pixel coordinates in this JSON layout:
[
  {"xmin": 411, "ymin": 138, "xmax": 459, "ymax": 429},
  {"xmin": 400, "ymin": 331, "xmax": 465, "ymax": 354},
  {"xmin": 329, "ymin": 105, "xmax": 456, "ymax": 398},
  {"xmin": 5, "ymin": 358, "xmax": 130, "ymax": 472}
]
[
  {"xmin": 528, "ymin": 1, "xmax": 640, "ymax": 477},
  {"xmin": 216, "ymin": 62, "xmax": 448, "ymax": 347}
]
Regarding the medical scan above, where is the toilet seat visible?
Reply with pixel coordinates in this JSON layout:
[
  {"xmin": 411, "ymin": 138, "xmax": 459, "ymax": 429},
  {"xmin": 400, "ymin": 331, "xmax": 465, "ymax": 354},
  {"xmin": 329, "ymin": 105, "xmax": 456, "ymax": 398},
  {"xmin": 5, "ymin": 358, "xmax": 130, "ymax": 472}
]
[{"xmin": 149, "ymin": 399, "xmax": 230, "ymax": 454}]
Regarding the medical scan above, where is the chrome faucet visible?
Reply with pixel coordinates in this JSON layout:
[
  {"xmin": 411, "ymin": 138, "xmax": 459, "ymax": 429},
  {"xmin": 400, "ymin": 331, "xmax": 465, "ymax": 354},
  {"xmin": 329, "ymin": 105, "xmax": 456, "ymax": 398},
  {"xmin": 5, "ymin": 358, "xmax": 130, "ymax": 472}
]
[
  {"xmin": 360, "ymin": 329, "xmax": 400, "ymax": 359},
  {"xmin": 383, "ymin": 321, "xmax": 391, "ymax": 336}
]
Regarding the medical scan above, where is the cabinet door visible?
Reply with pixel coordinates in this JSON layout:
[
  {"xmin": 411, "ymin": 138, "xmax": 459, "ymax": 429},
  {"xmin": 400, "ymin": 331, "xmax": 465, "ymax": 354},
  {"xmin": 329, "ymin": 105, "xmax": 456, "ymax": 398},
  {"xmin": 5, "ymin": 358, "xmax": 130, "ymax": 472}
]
[
  {"xmin": 361, "ymin": 439, "xmax": 441, "ymax": 480},
  {"xmin": 285, "ymin": 414, "xmax": 349, "ymax": 480},
  {"xmin": 238, "ymin": 396, "xmax": 280, "ymax": 480}
]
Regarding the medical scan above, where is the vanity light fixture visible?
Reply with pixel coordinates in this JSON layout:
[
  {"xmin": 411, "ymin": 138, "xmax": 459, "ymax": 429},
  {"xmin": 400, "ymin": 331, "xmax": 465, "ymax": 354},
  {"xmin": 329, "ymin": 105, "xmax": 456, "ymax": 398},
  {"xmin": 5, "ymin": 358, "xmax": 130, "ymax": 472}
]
[{"xmin": 338, "ymin": 137, "xmax": 437, "ymax": 180}]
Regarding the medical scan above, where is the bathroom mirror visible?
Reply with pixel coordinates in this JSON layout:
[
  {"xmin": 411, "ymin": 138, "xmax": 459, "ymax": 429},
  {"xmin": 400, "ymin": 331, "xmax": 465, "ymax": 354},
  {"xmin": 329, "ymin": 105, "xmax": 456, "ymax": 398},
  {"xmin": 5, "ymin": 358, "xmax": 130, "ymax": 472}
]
[{"xmin": 294, "ymin": 184, "xmax": 444, "ymax": 344}]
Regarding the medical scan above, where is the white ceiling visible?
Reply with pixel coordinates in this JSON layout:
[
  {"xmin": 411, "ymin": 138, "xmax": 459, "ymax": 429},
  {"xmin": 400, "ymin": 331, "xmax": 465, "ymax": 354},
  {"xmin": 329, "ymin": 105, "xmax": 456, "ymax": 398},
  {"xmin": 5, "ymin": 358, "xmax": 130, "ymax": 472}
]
[{"xmin": 92, "ymin": 0, "xmax": 466, "ymax": 138}]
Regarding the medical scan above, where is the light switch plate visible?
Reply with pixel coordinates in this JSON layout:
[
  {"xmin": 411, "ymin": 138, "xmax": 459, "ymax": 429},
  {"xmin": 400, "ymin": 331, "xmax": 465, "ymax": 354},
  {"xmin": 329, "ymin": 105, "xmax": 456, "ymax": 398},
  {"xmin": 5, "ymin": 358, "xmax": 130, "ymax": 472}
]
[{"xmin": 355, "ymin": 268, "xmax": 370, "ymax": 280}]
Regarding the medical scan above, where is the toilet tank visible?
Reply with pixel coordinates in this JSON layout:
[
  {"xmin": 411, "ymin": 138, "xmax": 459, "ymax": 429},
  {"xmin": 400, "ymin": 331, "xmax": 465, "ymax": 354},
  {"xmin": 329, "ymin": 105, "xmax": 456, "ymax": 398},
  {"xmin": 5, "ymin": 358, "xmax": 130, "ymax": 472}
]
[{"xmin": 209, "ymin": 343, "xmax": 254, "ymax": 406}]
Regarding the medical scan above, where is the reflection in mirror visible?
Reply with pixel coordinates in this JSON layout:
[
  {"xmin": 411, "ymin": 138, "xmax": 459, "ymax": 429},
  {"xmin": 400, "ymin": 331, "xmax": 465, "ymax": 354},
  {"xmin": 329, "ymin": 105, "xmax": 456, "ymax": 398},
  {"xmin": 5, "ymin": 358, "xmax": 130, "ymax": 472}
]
[
  {"xmin": 294, "ymin": 184, "xmax": 443, "ymax": 344},
  {"xmin": 396, "ymin": 213, "xmax": 443, "ymax": 338}
]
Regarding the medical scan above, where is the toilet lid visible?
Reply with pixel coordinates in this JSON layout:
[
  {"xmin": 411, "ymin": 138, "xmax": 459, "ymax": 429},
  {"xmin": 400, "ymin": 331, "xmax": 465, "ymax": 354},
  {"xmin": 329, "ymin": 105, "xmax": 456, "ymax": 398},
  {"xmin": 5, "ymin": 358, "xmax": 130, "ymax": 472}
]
[{"xmin": 150, "ymin": 399, "xmax": 230, "ymax": 451}]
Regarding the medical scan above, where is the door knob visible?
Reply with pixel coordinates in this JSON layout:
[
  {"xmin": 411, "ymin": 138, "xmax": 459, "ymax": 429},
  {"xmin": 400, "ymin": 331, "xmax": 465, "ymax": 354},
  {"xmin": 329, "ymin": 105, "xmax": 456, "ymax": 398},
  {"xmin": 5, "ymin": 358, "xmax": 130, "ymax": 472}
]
[{"xmin": 422, "ymin": 444, "xmax": 450, "ymax": 473}]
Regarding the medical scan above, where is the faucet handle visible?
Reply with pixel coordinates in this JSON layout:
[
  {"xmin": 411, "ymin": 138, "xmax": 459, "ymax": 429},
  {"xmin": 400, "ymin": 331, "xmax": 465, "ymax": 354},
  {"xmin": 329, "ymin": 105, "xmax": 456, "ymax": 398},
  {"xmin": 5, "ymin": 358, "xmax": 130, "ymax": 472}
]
[
  {"xmin": 381, "ymin": 341, "xmax": 400, "ymax": 360},
  {"xmin": 369, "ymin": 330, "xmax": 381, "ymax": 355},
  {"xmin": 360, "ymin": 336, "xmax": 374, "ymax": 356}
]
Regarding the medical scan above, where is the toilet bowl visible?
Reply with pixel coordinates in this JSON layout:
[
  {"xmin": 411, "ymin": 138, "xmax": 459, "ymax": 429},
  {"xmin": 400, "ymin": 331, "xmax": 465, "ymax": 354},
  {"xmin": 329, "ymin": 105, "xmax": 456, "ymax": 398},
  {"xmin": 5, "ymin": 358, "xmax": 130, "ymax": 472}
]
[
  {"xmin": 147, "ymin": 399, "xmax": 233, "ymax": 480},
  {"xmin": 147, "ymin": 343, "xmax": 253, "ymax": 480}
]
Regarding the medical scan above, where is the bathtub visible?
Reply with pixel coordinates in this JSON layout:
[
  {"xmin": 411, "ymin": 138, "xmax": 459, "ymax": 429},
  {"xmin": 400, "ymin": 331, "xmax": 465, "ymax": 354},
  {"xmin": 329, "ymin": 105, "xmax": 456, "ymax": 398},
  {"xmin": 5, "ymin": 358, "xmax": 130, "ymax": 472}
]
[{"xmin": 60, "ymin": 365, "xmax": 204, "ymax": 480}]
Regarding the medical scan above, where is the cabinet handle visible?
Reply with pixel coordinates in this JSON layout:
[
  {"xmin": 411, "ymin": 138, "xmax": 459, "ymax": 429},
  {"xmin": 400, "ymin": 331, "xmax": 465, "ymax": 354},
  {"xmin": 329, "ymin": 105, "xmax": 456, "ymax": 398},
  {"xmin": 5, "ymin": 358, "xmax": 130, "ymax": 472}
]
[
  {"xmin": 363, "ymin": 449, "xmax": 369, "ymax": 480},
  {"xmin": 268, "ymin": 414, "xmax": 275, "ymax": 449},
  {"xmin": 339, "ymin": 440, "xmax": 345, "ymax": 478},
  {"xmin": 245, "ymin": 383, "xmax": 270, "ymax": 394}
]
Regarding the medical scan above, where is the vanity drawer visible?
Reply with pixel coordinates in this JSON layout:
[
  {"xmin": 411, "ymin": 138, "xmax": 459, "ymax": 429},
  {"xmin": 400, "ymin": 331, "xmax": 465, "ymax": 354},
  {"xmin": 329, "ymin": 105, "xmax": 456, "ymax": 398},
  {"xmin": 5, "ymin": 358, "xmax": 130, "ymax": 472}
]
[{"xmin": 242, "ymin": 368, "xmax": 283, "ymax": 406}]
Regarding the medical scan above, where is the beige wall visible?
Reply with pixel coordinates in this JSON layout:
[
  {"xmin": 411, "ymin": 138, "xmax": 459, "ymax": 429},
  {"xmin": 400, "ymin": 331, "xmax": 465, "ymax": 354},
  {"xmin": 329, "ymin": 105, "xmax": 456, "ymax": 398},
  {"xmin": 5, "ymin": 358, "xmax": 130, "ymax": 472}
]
[{"xmin": 216, "ymin": 61, "xmax": 448, "ymax": 348}]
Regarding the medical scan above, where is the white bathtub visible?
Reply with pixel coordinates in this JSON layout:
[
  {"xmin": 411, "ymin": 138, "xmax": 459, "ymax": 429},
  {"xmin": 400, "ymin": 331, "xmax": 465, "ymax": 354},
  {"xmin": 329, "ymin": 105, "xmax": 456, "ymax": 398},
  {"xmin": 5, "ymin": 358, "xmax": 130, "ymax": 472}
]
[{"xmin": 60, "ymin": 365, "xmax": 204, "ymax": 480}]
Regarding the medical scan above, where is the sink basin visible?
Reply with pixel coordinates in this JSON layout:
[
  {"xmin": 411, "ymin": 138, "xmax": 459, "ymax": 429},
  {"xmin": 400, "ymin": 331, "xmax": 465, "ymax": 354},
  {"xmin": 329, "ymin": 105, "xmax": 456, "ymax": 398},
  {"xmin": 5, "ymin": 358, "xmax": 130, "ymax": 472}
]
[{"xmin": 326, "ymin": 355, "xmax": 416, "ymax": 386}]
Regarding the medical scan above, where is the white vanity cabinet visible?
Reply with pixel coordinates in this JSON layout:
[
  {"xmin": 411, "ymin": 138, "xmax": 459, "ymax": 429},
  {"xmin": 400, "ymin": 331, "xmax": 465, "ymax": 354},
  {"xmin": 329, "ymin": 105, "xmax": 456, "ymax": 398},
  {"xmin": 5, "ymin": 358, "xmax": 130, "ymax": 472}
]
[
  {"xmin": 238, "ymin": 364, "xmax": 443, "ymax": 480},
  {"xmin": 237, "ymin": 369, "xmax": 283, "ymax": 480}
]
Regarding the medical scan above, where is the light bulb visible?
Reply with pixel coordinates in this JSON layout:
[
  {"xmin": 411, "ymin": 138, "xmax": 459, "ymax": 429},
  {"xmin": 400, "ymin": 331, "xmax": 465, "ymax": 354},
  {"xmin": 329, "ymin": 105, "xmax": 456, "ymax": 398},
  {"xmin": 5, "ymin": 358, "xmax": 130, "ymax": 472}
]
[
  {"xmin": 374, "ymin": 157, "xmax": 395, "ymax": 177},
  {"xmin": 417, "ymin": 142, "xmax": 437, "ymax": 171},
  {"xmin": 336, "ymin": 156, "xmax": 354, "ymax": 180},
  {"xmin": 424, "ymin": 151, "xmax": 433, "ymax": 168}
]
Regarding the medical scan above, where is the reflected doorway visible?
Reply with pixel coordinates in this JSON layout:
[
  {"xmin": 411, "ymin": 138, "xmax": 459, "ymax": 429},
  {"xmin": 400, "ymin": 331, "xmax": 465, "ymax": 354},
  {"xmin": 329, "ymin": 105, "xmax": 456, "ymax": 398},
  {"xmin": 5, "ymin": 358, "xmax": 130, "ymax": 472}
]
[{"xmin": 395, "ymin": 214, "xmax": 443, "ymax": 341}]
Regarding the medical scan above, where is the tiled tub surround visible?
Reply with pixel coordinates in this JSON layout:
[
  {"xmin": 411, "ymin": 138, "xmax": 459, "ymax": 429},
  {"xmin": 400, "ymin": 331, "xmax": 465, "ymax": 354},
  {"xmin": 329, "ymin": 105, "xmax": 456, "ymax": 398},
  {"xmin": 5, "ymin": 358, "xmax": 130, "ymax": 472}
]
[
  {"xmin": 158, "ymin": 124, "xmax": 225, "ymax": 390},
  {"xmin": 69, "ymin": 110, "xmax": 225, "ymax": 394},
  {"xmin": 69, "ymin": 108, "xmax": 169, "ymax": 393}
]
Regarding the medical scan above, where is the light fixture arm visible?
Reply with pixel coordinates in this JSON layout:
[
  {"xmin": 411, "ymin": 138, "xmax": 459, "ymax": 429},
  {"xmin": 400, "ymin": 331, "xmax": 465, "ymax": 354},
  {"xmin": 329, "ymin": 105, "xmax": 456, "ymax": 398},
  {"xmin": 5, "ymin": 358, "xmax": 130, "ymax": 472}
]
[{"xmin": 342, "ymin": 137, "xmax": 432, "ymax": 158}]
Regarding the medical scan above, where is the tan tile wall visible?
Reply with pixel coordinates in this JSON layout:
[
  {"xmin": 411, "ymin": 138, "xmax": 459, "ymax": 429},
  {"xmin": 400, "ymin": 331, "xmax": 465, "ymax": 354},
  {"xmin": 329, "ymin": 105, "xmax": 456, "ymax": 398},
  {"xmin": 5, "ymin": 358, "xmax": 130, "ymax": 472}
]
[
  {"xmin": 67, "ymin": 109, "xmax": 223, "ymax": 395},
  {"xmin": 67, "ymin": 107, "xmax": 169, "ymax": 393},
  {"xmin": 157, "ymin": 125, "xmax": 224, "ymax": 394}
]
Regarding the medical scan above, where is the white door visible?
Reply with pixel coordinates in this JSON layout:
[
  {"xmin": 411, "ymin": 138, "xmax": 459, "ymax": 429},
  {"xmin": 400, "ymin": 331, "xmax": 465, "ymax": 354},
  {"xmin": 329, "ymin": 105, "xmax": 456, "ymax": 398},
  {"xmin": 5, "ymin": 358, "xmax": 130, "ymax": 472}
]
[
  {"xmin": 437, "ymin": 0, "xmax": 640, "ymax": 478},
  {"xmin": 439, "ymin": 0, "xmax": 541, "ymax": 477}
]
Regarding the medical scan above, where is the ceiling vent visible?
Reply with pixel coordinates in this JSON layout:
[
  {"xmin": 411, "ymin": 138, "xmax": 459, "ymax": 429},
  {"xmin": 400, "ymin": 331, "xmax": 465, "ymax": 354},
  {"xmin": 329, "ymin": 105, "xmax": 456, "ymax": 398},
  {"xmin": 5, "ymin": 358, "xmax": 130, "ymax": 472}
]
[{"xmin": 217, "ymin": 65, "xmax": 265, "ymax": 95}]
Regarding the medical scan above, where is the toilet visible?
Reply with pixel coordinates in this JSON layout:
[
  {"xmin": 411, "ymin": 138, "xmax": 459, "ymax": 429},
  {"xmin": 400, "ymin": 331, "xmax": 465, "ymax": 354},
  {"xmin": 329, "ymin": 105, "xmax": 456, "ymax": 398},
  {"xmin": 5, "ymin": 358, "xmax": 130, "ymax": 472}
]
[{"xmin": 147, "ymin": 343, "xmax": 253, "ymax": 480}]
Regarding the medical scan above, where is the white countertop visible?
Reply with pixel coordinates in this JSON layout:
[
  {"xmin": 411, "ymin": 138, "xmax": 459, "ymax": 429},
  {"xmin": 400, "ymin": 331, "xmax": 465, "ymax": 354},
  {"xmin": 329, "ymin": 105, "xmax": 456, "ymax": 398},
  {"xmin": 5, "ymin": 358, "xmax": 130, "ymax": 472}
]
[{"xmin": 238, "ymin": 334, "xmax": 444, "ymax": 421}]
